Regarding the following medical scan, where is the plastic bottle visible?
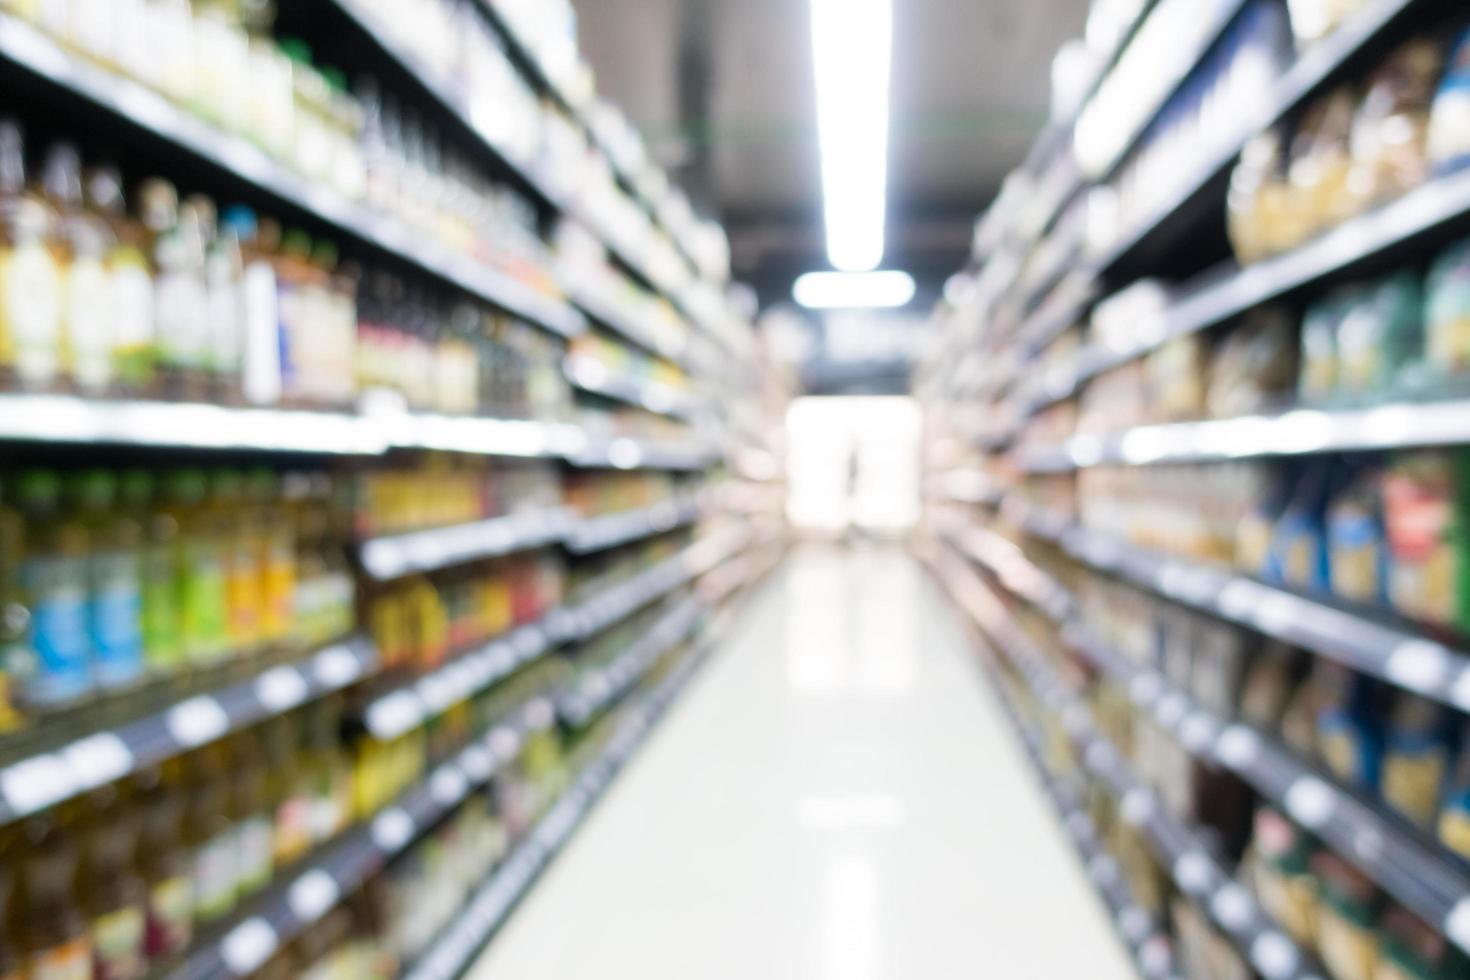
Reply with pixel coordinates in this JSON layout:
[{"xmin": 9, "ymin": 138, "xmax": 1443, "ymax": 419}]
[
  {"xmin": 262, "ymin": 712, "xmax": 311, "ymax": 867},
  {"xmin": 15, "ymin": 815, "xmax": 92, "ymax": 980},
  {"xmin": 85, "ymin": 169, "xmax": 157, "ymax": 395},
  {"xmin": 182, "ymin": 747, "xmax": 238, "ymax": 925},
  {"xmin": 148, "ymin": 183, "xmax": 210, "ymax": 401},
  {"xmin": 163, "ymin": 471, "xmax": 227, "ymax": 666},
  {"xmin": 228, "ymin": 733, "xmax": 274, "ymax": 898},
  {"xmin": 17, "ymin": 469, "xmax": 92, "ymax": 708},
  {"xmin": 42, "ymin": 144, "xmax": 113, "ymax": 395},
  {"xmin": 212, "ymin": 470, "xmax": 260, "ymax": 655},
  {"xmin": 127, "ymin": 471, "xmax": 181, "ymax": 675},
  {"xmin": 80, "ymin": 791, "xmax": 147, "ymax": 980},
  {"xmin": 249, "ymin": 469, "xmax": 295, "ymax": 646},
  {"xmin": 69, "ymin": 470, "xmax": 144, "ymax": 691},
  {"xmin": 222, "ymin": 207, "xmax": 282, "ymax": 406},
  {"xmin": 134, "ymin": 764, "xmax": 193, "ymax": 959},
  {"xmin": 0, "ymin": 120, "xmax": 64, "ymax": 390},
  {"xmin": 0, "ymin": 479, "xmax": 26, "ymax": 731},
  {"xmin": 194, "ymin": 196, "xmax": 243, "ymax": 402}
]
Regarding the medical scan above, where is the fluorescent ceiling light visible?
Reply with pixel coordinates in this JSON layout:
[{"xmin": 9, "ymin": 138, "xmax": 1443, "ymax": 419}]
[
  {"xmin": 811, "ymin": 0, "xmax": 892, "ymax": 272},
  {"xmin": 794, "ymin": 271, "xmax": 915, "ymax": 309}
]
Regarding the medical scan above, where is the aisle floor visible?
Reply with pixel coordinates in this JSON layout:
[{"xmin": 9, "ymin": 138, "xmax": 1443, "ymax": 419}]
[{"xmin": 467, "ymin": 544, "xmax": 1136, "ymax": 979}]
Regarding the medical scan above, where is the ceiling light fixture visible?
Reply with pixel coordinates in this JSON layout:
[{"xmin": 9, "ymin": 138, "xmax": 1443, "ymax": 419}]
[
  {"xmin": 794, "ymin": 271, "xmax": 916, "ymax": 310},
  {"xmin": 810, "ymin": 0, "xmax": 892, "ymax": 272}
]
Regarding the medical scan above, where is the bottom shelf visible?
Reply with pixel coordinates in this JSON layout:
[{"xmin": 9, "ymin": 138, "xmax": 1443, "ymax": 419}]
[{"xmin": 401, "ymin": 537, "xmax": 786, "ymax": 980}]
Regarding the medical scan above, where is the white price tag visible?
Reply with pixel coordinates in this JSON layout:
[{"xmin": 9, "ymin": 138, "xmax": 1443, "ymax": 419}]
[
  {"xmin": 1172, "ymin": 852, "xmax": 1213, "ymax": 894},
  {"xmin": 1285, "ymin": 777, "xmax": 1336, "ymax": 829},
  {"xmin": 314, "ymin": 646, "xmax": 363, "ymax": 687},
  {"xmin": 1250, "ymin": 931, "xmax": 1300, "ymax": 980},
  {"xmin": 61, "ymin": 733, "xmax": 133, "ymax": 791},
  {"xmin": 371, "ymin": 808, "xmax": 415, "ymax": 852},
  {"xmin": 166, "ymin": 696, "xmax": 229, "ymax": 748},
  {"xmin": 0, "ymin": 753, "xmax": 76, "ymax": 817},
  {"xmin": 255, "ymin": 666, "xmax": 309, "ymax": 712},
  {"xmin": 1445, "ymin": 898, "xmax": 1470, "ymax": 955},
  {"xmin": 288, "ymin": 868, "xmax": 340, "ymax": 924},
  {"xmin": 1210, "ymin": 884, "xmax": 1254, "ymax": 932},
  {"xmin": 488, "ymin": 726, "xmax": 521, "ymax": 762},
  {"xmin": 221, "ymin": 918, "xmax": 278, "ymax": 976},
  {"xmin": 1214, "ymin": 725, "xmax": 1261, "ymax": 769},
  {"xmin": 430, "ymin": 766, "xmax": 468, "ymax": 806}
]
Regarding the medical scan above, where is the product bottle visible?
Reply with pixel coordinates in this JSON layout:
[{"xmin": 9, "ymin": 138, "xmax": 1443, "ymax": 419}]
[
  {"xmin": 301, "ymin": 695, "xmax": 350, "ymax": 846},
  {"xmin": 148, "ymin": 0, "xmax": 196, "ymax": 104},
  {"xmin": 227, "ymin": 732, "xmax": 274, "ymax": 898},
  {"xmin": 134, "ymin": 764, "xmax": 193, "ymax": 959},
  {"xmin": 69, "ymin": 470, "xmax": 144, "ymax": 691},
  {"xmin": 274, "ymin": 229, "xmax": 318, "ymax": 405},
  {"xmin": 15, "ymin": 815, "xmax": 92, "ymax": 980},
  {"xmin": 262, "ymin": 712, "xmax": 311, "ymax": 866},
  {"xmin": 0, "ymin": 120, "xmax": 64, "ymax": 390},
  {"xmin": 0, "ymin": 479, "xmax": 26, "ymax": 731},
  {"xmin": 182, "ymin": 747, "xmax": 238, "ymax": 925},
  {"xmin": 127, "ymin": 471, "xmax": 181, "ymax": 676},
  {"xmin": 162, "ymin": 470, "xmax": 227, "ymax": 666},
  {"xmin": 41, "ymin": 144, "xmax": 113, "ymax": 395},
  {"xmin": 221, "ymin": 207, "xmax": 282, "ymax": 406},
  {"xmin": 249, "ymin": 469, "xmax": 294, "ymax": 647},
  {"xmin": 85, "ymin": 169, "xmax": 156, "ymax": 395},
  {"xmin": 17, "ymin": 469, "xmax": 92, "ymax": 708},
  {"xmin": 79, "ymin": 792, "xmax": 147, "ymax": 980},
  {"xmin": 194, "ymin": 196, "xmax": 243, "ymax": 402},
  {"xmin": 146, "ymin": 182, "xmax": 209, "ymax": 401},
  {"xmin": 211, "ymin": 470, "xmax": 259, "ymax": 655}
]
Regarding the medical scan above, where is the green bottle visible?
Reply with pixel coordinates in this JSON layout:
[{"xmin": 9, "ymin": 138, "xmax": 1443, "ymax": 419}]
[
  {"xmin": 127, "ymin": 471, "xmax": 182, "ymax": 675},
  {"xmin": 163, "ymin": 471, "xmax": 227, "ymax": 666}
]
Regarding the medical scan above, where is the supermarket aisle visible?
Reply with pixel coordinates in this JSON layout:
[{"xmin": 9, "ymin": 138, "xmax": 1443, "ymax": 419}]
[{"xmin": 467, "ymin": 544, "xmax": 1134, "ymax": 980}]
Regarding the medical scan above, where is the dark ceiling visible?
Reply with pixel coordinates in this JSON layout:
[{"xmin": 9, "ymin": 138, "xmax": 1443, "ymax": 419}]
[{"xmin": 572, "ymin": 0, "xmax": 1092, "ymax": 302}]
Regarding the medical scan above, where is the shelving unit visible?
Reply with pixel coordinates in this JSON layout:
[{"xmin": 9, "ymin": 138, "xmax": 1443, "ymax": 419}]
[
  {"xmin": 920, "ymin": 0, "xmax": 1470, "ymax": 973},
  {"xmin": 0, "ymin": 2, "xmax": 787, "ymax": 977}
]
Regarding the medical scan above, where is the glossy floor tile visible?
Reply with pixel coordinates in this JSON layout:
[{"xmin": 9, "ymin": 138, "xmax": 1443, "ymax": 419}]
[{"xmin": 466, "ymin": 543, "xmax": 1136, "ymax": 980}]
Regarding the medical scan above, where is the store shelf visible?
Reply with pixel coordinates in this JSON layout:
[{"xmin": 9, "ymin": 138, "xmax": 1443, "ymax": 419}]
[
  {"xmin": 1022, "ymin": 164, "xmax": 1470, "ymax": 419},
  {"xmin": 564, "ymin": 496, "xmax": 702, "ymax": 555},
  {"xmin": 564, "ymin": 282, "xmax": 688, "ymax": 364},
  {"xmin": 1019, "ymin": 395, "xmax": 1470, "ymax": 473},
  {"xmin": 359, "ymin": 507, "xmax": 577, "ymax": 582},
  {"xmin": 564, "ymin": 355, "xmax": 698, "ymax": 420},
  {"xmin": 363, "ymin": 611, "xmax": 578, "ymax": 741},
  {"xmin": 0, "ymin": 393, "xmax": 386, "ymax": 454},
  {"xmin": 399, "ymin": 641, "xmax": 707, "ymax": 980},
  {"xmin": 563, "ymin": 528, "xmax": 748, "ymax": 643},
  {"xmin": 1075, "ymin": 0, "xmax": 1250, "ymax": 182},
  {"xmin": 558, "ymin": 598, "xmax": 701, "ymax": 727},
  {"xmin": 0, "ymin": 13, "xmax": 587, "ymax": 341},
  {"xmin": 0, "ymin": 637, "xmax": 376, "ymax": 826},
  {"xmin": 987, "ymin": 662, "xmax": 1182, "ymax": 980},
  {"xmin": 954, "ymin": 516, "xmax": 1470, "ymax": 958},
  {"xmin": 165, "ymin": 693, "xmax": 557, "ymax": 980},
  {"xmin": 379, "ymin": 412, "xmax": 583, "ymax": 459},
  {"xmin": 566, "ymin": 436, "xmax": 715, "ymax": 472},
  {"xmin": 933, "ymin": 549, "xmax": 1323, "ymax": 980},
  {"xmin": 1012, "ymin": 505, "xmax": 1470, "ymax": 718},
  {"xmin": 1089, "ymin": 0, "xmax": 1427, "ymax": 279}
]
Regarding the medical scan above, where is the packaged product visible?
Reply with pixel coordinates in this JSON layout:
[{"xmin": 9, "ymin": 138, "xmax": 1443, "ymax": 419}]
[
  {"xmin": 1314, "ymin": 662, "xmax": 1381, "ymax": 791},
  {"xmin": 1190, "ymin": 619, "xmax": 1249, "ymax": 718},
  {"xmin": 1268, "ymin": 462, "xmax": 1332, "ymax": 594},
  {"xmin": 1145, "ymin": 334, "xmax": 1207, "ymax": 421},
  {"xmin": 1247, "ymin": 807, "xmax": 1317, "ymax": 945},
  {"xmin": 1287, "ymin": 88, "xmax": 1360, "ymax": 242},
  {"xmin": 1346, "ymin": 39, "xmax": 1442, "ymax": 212},
  {"xmin": 1382, "ymin": 451, "xmax": 1470, "ymax": 628},
  {"xmin": 1439, "ymin": 718, "xmax": 1470, "ymax": 859},
  {"xmin": 1172, "ymin": 897, "xmax": 1251, "ymax": 980},
  {"xmin": 1335, "ymin": 271, "xmax": 1424, "ymax": 394},
  {"xmin": 1239, "ymin": 640, "xmax": 1303, "ymax": 731},
  {"xmin": 1380, "ymin": 691, "xmax": 1453, "ymax": 828},
  {"xmin": 1428, "ymin": 29, "xmax": 1470, "ymax": 176},
  {"xmin": 1158, "ymin": 604, "xmax": 1195, "ymax": 691},
  {"xmin": 1228, "ymin": 128, "xmax": 1296, "ymax": 263},
  {"xmin": 1327, "ymin": 461, "xmax": 1390, "ymax": 605},
  {"xmin": 1238, "ymin": 469, "xmax": 1294, "ymax": 577},
  {"xmin": 1426, "ymin": 237, "xmax": 1470, "ymax": 375},
  {"xmin": 1376, "ymin": 904, "xmax": 1470, "ymax": 980},
  {"xmin": 1312, "ymin": 851, "xmax": 1382, "ymax": 980},
  {"xmin": 1206, "ymin": 307, "xmax": 1298, "ymax": 417},
  {"xmin": 1300, "ymin": 289, "xmax": 1355, "ymax": 399}
]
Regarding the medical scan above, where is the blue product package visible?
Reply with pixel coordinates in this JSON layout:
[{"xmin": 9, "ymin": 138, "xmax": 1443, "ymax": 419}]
[
  {"xmin": 1326, "ymin": 461, "xmax": 1389, "ymax": 605},
  {"xmin": 1269, "ymin": 462, "xmax": 1332, "ymax": 592},
  {"xmin": 1429, "ymin": 28, "xmax": 1470, "ymax": 176}
]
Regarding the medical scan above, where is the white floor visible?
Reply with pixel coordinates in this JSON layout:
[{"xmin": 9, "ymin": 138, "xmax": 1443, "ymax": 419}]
[{"xmin": 467, "ymin": 544, "xmax": 1137, "ymax": 980}]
